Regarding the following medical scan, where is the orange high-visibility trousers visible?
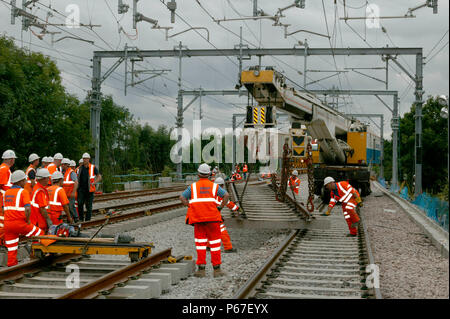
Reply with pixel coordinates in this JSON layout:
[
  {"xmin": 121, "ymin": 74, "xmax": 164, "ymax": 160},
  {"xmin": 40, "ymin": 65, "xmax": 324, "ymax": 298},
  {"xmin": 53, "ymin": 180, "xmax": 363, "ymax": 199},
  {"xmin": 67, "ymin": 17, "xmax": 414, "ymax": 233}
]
[
  {"xmin": 208, "ymin": 223, "xmax": 233, "ymax": 250},
  {"xmin": 194, "ymin": 222, "xmax": 222, "ymax": 266},
  {"xmin": 220, "ymin": 223, "xmax": 233, "ymax": 250},
  {"xmin": 342, "ymin": 205, "xmax": 360, "ymax": 235},
  {"xmin": 4, "ymin": 220, "xmax": 42, "ymax": 266}
]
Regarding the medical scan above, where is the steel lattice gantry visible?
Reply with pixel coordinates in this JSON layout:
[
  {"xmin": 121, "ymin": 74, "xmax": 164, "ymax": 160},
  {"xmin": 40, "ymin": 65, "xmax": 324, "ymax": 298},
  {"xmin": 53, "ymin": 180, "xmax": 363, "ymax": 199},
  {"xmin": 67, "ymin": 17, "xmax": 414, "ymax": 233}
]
[{"xmin": 90, "ymin": 46, "xmax": 424, "ymax": 195}]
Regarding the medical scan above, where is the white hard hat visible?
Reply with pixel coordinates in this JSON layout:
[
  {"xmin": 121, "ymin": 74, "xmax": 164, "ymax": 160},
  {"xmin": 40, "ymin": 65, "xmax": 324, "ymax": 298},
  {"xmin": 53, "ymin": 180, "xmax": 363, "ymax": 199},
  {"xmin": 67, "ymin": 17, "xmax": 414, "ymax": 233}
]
[
  {"xmin": 79, "ymin": 159, "xmax": 83, "ymax": 164},
  {"xmin": 41, "ymin": 156, "xmax": 48, "ymax": 163},
  {"xmin": 61, "ymin": 158, "xmax": 71, "ymax": 165},
  {"xmin": 10, "ymin": 170, "xmax": 27, "ymax": 183},
  {"xmin": 292, "ymin": 170, "xmax": 298, "ymax": 176},
  {"xmin": 51, "ymin": 171, "xmax": 64, "ymax": 180},
  {"xmin": 54, "ymin": 153, "xmax": 63, "ymax": 160},
  {"xmin": 197, "ymin": 163, "xmax": 211, "ymax": 175},
  {"xmin": 324, "ymin": 176, "xmax": 335, "ymax": 186},
  {"xmin": 28, "ymin": 153, "xmax": 40, "ymax": 162},
  {"xmin": 82, "ymin": 153, "xmax": 90, "ymax": 159},
  {"xmin": 70, "ymin": 160, "xmax": 76, "ymax": 167},
  {"xmin": 48, "ymin": 156, "xmax": 54, "ymax": 162},
  {"xmin": 214, "ymin": 177, "xmax": 225, "ymax": 185},
  {"xmin": 2, "ymin": 150, "xmax": 17, "ymax": 159},
  {"xmin": 36, "ymin": 168, "xmax": 51, "ymax": 179}
]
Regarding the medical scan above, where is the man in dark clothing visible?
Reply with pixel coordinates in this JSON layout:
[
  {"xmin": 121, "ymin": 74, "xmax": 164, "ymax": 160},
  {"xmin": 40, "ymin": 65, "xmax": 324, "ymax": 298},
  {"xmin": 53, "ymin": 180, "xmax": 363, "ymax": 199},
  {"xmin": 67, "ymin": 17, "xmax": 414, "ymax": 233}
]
[{"xmin": 77, "ymin": 153, "xmax": 101, "ymax": 222}]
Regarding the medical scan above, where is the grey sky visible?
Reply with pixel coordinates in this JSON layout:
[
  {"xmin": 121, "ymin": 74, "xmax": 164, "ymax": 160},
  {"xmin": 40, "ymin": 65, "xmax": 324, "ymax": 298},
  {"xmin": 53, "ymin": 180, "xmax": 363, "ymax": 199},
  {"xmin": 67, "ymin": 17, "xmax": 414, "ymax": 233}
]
[{"xmin": 1, "ymin": 0, "xmax": 448, "ymax": 140}]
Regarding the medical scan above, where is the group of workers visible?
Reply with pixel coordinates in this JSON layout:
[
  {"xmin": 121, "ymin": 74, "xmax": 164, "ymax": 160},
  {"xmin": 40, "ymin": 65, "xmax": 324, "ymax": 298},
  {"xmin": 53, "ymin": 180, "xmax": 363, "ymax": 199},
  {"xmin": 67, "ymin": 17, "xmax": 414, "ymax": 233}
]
[
  {"xmin": 0, "ymin": 150, "xmax": 101, "ymax": 266},
  {"xmin": 180, "ymin": 164, "xmax": 363, "ymax": 279},
  {"xmin": 230, "ymin": 163, "xmax": 248, "ymax": 182}
]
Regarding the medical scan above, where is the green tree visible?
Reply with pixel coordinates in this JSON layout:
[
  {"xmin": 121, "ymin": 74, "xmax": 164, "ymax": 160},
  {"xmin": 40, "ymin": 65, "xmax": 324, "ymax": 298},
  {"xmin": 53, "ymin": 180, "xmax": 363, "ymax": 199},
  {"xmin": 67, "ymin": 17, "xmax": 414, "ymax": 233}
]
[
  {"xmin": 0, "ymin": 36, "xmax": 90, "ymax": 169},
  {"xmin": 384, "ymin": 96, "xmax": 448, "ymax": 195}
]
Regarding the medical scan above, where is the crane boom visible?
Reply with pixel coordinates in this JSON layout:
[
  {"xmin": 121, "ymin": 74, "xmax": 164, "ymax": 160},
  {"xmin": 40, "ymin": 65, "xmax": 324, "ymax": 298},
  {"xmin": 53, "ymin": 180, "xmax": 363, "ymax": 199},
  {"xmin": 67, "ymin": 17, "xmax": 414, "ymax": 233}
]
[{"xmin": 241, "ymin": 68, "xmax": 355, "ymax": 164}]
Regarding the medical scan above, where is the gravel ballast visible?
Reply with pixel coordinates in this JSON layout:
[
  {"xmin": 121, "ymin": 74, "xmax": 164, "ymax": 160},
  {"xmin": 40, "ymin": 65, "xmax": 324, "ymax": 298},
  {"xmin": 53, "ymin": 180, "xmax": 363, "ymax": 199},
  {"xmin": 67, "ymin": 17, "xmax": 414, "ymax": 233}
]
[
  {"xmin": 362, "ymin": 187, "xmax": 449, "ymax": 299},
  {"xmin": 124, "ymin": 215, "xmax": 291, "ymax": 299}
]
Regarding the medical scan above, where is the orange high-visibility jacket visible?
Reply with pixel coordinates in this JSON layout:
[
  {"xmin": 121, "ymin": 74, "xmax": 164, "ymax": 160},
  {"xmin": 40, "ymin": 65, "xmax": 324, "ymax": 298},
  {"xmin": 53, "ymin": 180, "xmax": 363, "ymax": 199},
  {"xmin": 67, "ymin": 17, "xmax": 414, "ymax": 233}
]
[
  {"xmin": 243, "ymin": 164, "xmax": 248, "ymax": 173},
  {"xmin": 47, "ymin": 163, "xmax": 56, "ymax": 174},
  {"xmin": 24, "ymin": 165, "xmax": 36, "ymax": 195},
  {"xmin": 47, "ymin": 185, "xmax": 69, "ymax": 212},
  {"xmin": 328, "ymin": 181, "xmax": 360, "ymax": 210},
  {"xmin": 88, "ymin": 163, "xmax": 97, "ymax": 192},
  {"xmin": 3, "ymin": 187, "xmax": 30, "ymax": 221},
  {"xmin": 0, "ymin": 163, "xmax": 12, "ymax": 199},
  {"xmin": 46, "ymin": 163, "xmax": 58, "ymax": 188},
  {"xmin": 30, "ymin": 183, "xmax": 49, "ymax": 226},
  {"xmin": 62, "ymin": 168, "xmax": 75, "ymax": 197},
  {"xmin": 0, "ymin": 163, "xmax": 12, "ymax": 232},
  {"xmin": 47, "ymin": 185, "xmax": 69, "ymax": 223},
  {"xmin": 185, "ymin": 179, "xmax": 221, "ymax": 225},
  {"xmin": 289, "ymin": 176, "xmax": 300, "ymax": 189}
]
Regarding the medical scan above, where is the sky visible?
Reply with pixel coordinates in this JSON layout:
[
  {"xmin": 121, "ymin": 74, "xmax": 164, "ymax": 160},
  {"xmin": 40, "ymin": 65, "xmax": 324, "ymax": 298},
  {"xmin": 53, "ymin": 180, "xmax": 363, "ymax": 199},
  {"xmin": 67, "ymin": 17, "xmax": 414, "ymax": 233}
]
[{"xmin": 0, "ymin": 0, "xmax": 448, "ymax": 141}]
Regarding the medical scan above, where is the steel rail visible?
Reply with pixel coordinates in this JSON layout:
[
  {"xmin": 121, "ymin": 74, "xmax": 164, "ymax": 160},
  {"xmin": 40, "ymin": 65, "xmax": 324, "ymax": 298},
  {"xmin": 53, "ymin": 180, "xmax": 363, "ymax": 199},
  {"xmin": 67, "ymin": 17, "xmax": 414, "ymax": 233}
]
[
  {"xmin": 233, "ymin": 230, "xmax": 299, "ymax": 299},
  {"xmin": 0, "ymin": 254, "xmax": 79, "ymax": 282},
  {"xmin": 93, "ymin": 195, "xmax": 180, "ymax": 213},
  {"xmin": 81, "ymin": 202, "xmax": 184, "ymax": 229},
  {"xmin": 57, "ymin": 248, "xmax": 172, "ymax": 299},
  {"xmin": 358, "ymin": 212, "xmax": 383, "ymax": 299},
  {"xmin": 94, "ymin": 186, "xmax": 186, "ymax": 202}
]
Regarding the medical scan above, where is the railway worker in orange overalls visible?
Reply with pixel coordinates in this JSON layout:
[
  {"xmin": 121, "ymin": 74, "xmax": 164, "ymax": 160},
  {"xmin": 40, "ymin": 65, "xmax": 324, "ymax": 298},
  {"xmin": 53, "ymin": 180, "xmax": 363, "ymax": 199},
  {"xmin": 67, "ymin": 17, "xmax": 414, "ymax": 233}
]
[
  {"xmin": 231, "ymin": 171, "xmax": 242, "ymax": 182},
  {"xmin": 0, "ymin": 150, "xmax": 17, "ymax": 246},
  {"xmin": 3, "ymin": 170, "xmax": 43, "ymax": 266},
  {"xmin": 323, "ymin": 177, "xmax": 362, "ymax": 237},
  {"xmin": 47, "ymin": 171, "xmax": 74, "ymax": 226},
  {"xmin": 242, "ymin": 163, "xmax": 248, "ymax": 180},
  {"xmin": 211, "ymin": 177, "xmax": 238, "ymax": 253},
  {"xmin": 288, "ymin": 170, "xmax": 301, "ymax": 195},
  {"xmin": 30, "ymin": 168, "xmax": 53, "ymax": 233},
  {"xmin": 25, "ymin": 153, "xmax": 40, "ymax": 196},
  {"xmin": 179, "ymin": 163, "xmax": 230, "ymax": 278}
]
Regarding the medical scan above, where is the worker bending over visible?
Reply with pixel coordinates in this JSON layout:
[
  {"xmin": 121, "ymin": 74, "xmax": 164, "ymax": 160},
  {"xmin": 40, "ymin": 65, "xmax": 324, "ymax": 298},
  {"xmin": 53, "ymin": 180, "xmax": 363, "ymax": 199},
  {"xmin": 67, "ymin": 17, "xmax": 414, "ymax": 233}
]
[
  {"xmin": 323, "ymin": 177, "xmax": 362, "ymax": 237},
  {"xmin": 47, "ymin": 171, "xmax": 74, "ymax": 226},
  {"xmin": 288, "ymin": 170, "xmax": 301, "ymax": 195},
  {"xmin": 230, "ymin": 171, "xmax": 242, "ymax": 182},
  {"xmin": 3, "ymin": 170, "xmax": 43, "ymax": 266},
  {"xmin": 179, "ymin": 163, "xmax": 229, "ymax": 278}
]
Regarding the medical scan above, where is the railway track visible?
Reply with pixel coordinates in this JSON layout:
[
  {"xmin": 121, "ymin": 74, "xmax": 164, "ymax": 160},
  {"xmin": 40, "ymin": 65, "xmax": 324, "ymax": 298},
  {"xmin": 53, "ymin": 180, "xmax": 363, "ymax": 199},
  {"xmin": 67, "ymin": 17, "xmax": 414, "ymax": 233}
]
[
  {"xmin": 82, "ymin": 199, "xmax": 184, "ymax": 229},
  {"xmin": 0, "ymin": 249, "xmax": 194, "ymax": 299},
  {"xmin": 94, "ymin": 186, "xmax": 186, "ymax": 203},
  {"xmin": 233, "ymin": 204, "xmax": 382, "ymax": 299}
]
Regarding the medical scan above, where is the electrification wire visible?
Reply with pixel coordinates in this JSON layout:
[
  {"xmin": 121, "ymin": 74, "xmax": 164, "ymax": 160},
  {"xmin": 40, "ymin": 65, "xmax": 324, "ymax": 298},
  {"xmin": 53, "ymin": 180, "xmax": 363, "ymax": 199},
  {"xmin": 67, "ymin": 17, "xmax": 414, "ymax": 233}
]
[
  {"xmin": 427, "ymin": 29, "xmax": 449, "ymax": 57},
  {"xmin": 426, "ymin": 40, "xmax": 449, "ymax": 64}
]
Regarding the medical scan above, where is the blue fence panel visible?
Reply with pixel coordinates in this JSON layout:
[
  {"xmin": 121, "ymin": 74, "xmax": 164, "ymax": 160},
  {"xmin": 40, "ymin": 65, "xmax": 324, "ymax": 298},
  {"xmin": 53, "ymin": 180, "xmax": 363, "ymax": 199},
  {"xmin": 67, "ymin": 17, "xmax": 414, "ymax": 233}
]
[
  {"xmin": 381, "ymin": 181, "xmax": 449, "ymax": 232},
  {"xmin": 412, "ymin": 193, "xmax": 449, "ymax": 231},
  {"xmin": 399, "ymin": 187, "xmax": 409, "ymax": 200}
]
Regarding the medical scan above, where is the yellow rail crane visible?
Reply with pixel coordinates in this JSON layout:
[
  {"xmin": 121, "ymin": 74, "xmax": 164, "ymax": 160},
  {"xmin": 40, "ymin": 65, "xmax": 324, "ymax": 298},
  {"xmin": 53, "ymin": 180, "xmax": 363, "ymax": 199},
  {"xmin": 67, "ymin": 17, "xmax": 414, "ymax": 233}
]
[{"xmin": 241, "ymin": 66, "xmax": 381, "ymax": 201}]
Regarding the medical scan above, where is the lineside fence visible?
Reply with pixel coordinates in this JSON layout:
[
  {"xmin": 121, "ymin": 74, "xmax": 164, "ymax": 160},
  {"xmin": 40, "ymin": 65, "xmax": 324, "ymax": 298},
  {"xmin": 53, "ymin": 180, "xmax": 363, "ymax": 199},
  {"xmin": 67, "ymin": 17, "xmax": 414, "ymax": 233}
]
[{"xmin": 378, "ymin": 178, "xmax": 449, "ymax": 231}]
